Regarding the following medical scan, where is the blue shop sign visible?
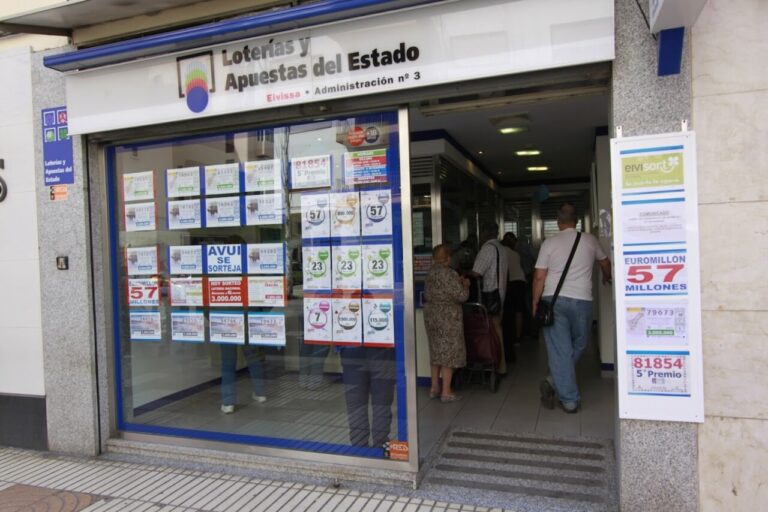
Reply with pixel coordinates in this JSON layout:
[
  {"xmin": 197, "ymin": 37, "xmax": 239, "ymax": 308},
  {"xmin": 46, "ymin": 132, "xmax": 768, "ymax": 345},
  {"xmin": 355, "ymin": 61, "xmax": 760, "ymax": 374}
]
[{"xmin": 42, "ymin": 106, "xmax": 74, "ymax": 186}]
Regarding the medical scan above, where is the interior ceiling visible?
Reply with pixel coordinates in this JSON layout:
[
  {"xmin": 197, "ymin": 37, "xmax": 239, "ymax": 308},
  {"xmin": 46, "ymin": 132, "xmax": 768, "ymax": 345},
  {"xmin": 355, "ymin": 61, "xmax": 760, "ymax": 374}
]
[{"xmin": 410, "ymin": 90, "xmax": 610, "ymax": 187}]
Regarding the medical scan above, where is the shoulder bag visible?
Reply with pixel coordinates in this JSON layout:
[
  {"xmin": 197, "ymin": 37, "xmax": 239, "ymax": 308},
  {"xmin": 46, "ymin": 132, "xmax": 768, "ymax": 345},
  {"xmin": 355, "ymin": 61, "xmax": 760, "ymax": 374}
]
[
  {"xmin": 481, "ymin": 242, "xmax": 502, "ymax": 315},
  {"xmin": 535, "ymin": 232, "xmax": 581, "ymax": 327}
]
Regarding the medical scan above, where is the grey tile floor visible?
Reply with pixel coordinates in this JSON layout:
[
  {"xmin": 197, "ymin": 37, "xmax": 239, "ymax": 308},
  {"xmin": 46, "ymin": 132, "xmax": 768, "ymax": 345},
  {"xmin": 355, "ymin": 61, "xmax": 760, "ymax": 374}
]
[{"xmin": 417, "ymin": 333, "xmax": 616, "ymax": 461}]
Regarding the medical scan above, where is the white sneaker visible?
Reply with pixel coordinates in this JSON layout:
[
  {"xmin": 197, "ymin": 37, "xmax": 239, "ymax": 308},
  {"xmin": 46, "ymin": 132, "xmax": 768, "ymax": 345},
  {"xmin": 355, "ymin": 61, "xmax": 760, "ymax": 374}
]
[
  {"xmin": 221, "ymin": 404, "xmax": 235, "ymax": 414},
  {"xmin": 251, "ymin": 393, "xmax": 267, "ymax": 403}
]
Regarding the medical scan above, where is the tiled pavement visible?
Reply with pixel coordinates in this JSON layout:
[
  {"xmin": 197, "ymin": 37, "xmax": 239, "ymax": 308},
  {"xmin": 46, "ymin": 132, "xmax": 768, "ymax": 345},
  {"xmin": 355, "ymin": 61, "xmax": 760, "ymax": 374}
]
[{"xmin": 0, "ymin": 447, "xmax": 509, "ymax": 512}]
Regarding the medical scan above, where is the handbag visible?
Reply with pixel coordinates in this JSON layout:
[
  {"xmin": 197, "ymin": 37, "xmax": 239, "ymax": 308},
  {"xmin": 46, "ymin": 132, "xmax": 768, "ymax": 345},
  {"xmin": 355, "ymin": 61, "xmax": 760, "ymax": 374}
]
[
  {"xmin": 536, "ymin": 232, "xmax": 581, "ymax": 327},
  {"xmin": 481, "ymin": 243, "xmax": 502, "ymax": 315}
]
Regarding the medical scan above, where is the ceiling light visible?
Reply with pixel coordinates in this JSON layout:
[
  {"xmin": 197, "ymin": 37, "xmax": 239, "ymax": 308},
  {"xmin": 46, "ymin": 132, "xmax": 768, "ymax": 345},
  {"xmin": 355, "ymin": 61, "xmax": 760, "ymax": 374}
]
[
  {"xmin": 516, "ymin": 150, "xmax": 541, "ymax": 156},
  {"xmin": 527, "ymin": 166, "xmax": 549, "ymax": 172},
  {"xmin": 478, "ymin": 150, "xmax": 484, "ymax": 155},
  {"xmin": 497, "ymin": 171, "xmax": 502, "ymax": 175},
  {"xmin": 499, "ymin": 127, "xmax": 527, "ymax": 135}
]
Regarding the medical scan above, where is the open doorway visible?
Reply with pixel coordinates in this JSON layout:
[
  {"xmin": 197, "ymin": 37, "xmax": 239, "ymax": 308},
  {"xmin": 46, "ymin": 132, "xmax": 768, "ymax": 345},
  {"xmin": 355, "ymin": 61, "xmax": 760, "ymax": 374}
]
[{"xmin": 408, "ymin": 71, "xmax": 617, "ymax": 509}]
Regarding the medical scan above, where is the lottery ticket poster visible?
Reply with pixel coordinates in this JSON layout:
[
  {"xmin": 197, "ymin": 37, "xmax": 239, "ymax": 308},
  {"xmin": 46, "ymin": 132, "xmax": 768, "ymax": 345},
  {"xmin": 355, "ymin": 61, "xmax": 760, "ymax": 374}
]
[
  {"xmin": 303, "ymin": 296, "xmax": 333, "ymax": 344},
  {"xmin": 247, "ymin": 276, "xmax": 286, "ymax": 307},
  {"xmin": 301, "ymin": 192, "xmax": 331, "ymax": 239},
  {"xmin": 123, "ymin": 171, "xmax": 155, "ymax": 202},
  {"xmin": 170, "ymin": 277, "xmax": 204, "ymax": 307},
  {"xmin": 290, "ymin": 154, "xmax": 332, "ymax": 190},
  {"xmin": 625, "ymin": 304, "xmax": 687, "ymax": 346},
  {"xmin": 244, "ymin": 192, "xmax": 284, "ymax": 226},
  {"xmin": 204, "ymin": 163, "xmax": 241, "ymax": 196},
  {"xmin": 244, "ymin": 159, "xmax": 283, "ymax": 192},
  {"xmin": 362, "ymin": 297, "xmax": 394, "ymax": 347},
  {"xmin": 246, "ymin": 243, "xmax": 285, "ymax": 275},
  {"xmin": 127, "ymin": 277, "xmax": 160, "ymax": 307},
  {"xmin": 168, "ymin": 246, "xmax": 204, "ymax": 275},
  {"xmin": 330, "ymin": 191, "xmax": 361, "ymax": 238},
  {"xmin": 248, "ymin": 312, "xmax": 286, "ymax": 347},
  {"xmin": 126, "ymin": 246, "xmax": 159, "ymax": 276},
  {"xmin": 302, "ymin": 245, "xmax": 332, "ymax": 291},
  {"xmin": 362, "ymin": 244, "xmax": 394, "ymax": 290},
  {"xmin": 171, "ymin": 312, "xmax": 205, "ymax": 343},
  {"xmin": 208, "ymin": 277, "xmax": 246, "ymax": 307},
  {"xmin": 360, "ymin": 189, "xmax": 393, "ymax": 237},
  {"xmin": 343, "ymin": 149, "xmax": 388, "ymax": 185},
  {"xmin": 167, "ymin": 199, "xmax": 203, "ymax": 230},
  {"xmin": 209, "ymin": 312, "xmax": 245, "ymax": 344},
  {"xmin": 124, "ymin": 201, "xmax": 156, "ymax": 232},
  {"xmin": 332, "ymin": 244, "xmax": 362, "ymax": 291},
  {"xmin": 206, "ymin": 244, "xmax": 243, "ymax": 274},
  {"xmin": 166, "ymin": 166, "xmax": 201, "ymax": 197},
  {"xmin": 205, "ymin": 196, "xmax": 242, "ymax": 227},
  {"xmin": 129, "ymin": 310, "xmax": 162, "ymax": 341},
  {"xmin": 611, "ymin": 131, "xmax": 703, "ymax": 423},
  {"xmin": 332, "ymin": 298, "xmax": 363, "ymax": 345}
]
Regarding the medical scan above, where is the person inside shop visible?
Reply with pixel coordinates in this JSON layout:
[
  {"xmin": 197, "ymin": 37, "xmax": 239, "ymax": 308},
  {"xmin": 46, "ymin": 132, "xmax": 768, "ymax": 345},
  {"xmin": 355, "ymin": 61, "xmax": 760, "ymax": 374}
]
[
  {"xmin": 424, "ymin": 243, "xmax": 471, "ymax": 402},
  {"xmin": 340, "ymin": 346, "xmax": 396, "ymax": 449},
  {"xmin": 466, "ymin": 222, "xmax": 511, "ymax": 375},
  {"xmin": 501, "ymin": 232, "xmax": 526, "ymax": 364},
  {"xmin": 507, "ymin": 231, "xmax": 537, "ymax": 339},
  {"xmin": 532, "ymin": 202, "xmax": 612, "ymax": 413}
]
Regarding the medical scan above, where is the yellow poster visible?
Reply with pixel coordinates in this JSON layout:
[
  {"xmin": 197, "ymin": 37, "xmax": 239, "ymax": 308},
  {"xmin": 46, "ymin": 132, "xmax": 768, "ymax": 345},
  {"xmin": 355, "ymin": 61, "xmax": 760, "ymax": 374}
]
[{"xmin": 622, "ymin": 152, "xmax": 684, "ymax": 189}]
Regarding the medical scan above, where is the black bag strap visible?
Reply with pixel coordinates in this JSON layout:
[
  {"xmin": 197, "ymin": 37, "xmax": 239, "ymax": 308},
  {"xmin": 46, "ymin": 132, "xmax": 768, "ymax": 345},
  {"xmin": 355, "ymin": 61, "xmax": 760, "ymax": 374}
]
[{"xmin": 551, "ymin": 232, "xmax": 581, "ymax": 306}]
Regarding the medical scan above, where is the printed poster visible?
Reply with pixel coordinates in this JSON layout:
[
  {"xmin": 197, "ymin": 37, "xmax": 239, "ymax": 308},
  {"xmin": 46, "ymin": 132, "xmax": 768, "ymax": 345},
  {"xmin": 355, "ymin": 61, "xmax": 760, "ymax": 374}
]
[
  {"xmin": 209, "ymin": 312, "xmax": 245, "ymax": 344},
  {"xmin": 244, "ymin": 159, "xmax": 282, "ymax": 192},
  {"xmin": 171, "ymin": 311, "xmax": 205, "ymax": 342},
  {"xmin": 623, "ymin": 250, "xmax": 687, "ymax": 296},
  {"xmin": 363, "ymin": 297, "xmax": 395, "ymax": 347},
  {"xmin": 625, "ymin": 304, "xmax": 687, "ymax": 345},
  {"xmin": 362, "ymin": 244, "xmax": 394, "ymax": 290},
  {"xmin": 303, "ymin": 297, "xmax": 333, "ymax": 344},
  {"xmin": 301, "ymin": 192, "xmax": 330, "ymax": 239},
  {"xmin": 330, "ymin": 191, "xmax": 360, "ymax": 238},
  {"xmin": 208, "ymin": 277, "xmax": 246, "ymax": 307},
  {"xmin": 127, "ymin": 277, "xmax": 160, "ymax": 307},
  {"xmin": 245, "ymin": 192, "xmax": 284, "ymax": 226},
  {"xmin": 206, "ymin": 244, "xmax": 243, "ymax": 274},
  {"xmin": 361, "ymin": 189, "xmax": 393, "ymax": 237},
  {"xmin": 204, "ymin": 163, "xmax": 240, "ymax": 195},
  {"xmin": 332, "ymin": 298, "xmax": 362, "ymax": 345},
  {"xmin": 170, "ymin": 277, "xmax": 204, "ymax": 306},
  {"xmin": 332, "ymin": 245, "xmax": 362, "ymax": 290},
  {"xmin": 302, "ymin": 246, "xmax": 331, "ymax": 290},
  {"xmin": 129, "ymin": 310, "xmax": 162, "ymax": 341},
  {"xmin": 126, "ymin": 246, "xmax": 158, "ymax": 275},
  {"xmin": 628, "ymin": 351, "xmax": 690, "ymax": 396},
  {"xmin": 248, "ymin": 312, "xmax": 286, "ymax": 347},
  {"xmin": 622, "ymin": 151, "xmax": 684, "ymax": 190},
  {"xmin": 123, "ymin": 171, "xmax": 154, "ymax": 202},
  {"xmin": 167, "ymin": 199, "xmax": 202, "ymax": 230},
  {"xmin": 343, "ymin": 149, "xmax": 388, "ymax": 185},
  {"xmin": 622, "ymin": 198, "xmax": 687, "ymax": 245},
  {"xmin": 124, "ymin": 202, "xmax": 156, "ymax": 231},
  {"xmin": 247, "ymin": 276, "xmax": 286, "ymax": 307},
  {"xmin": 169, "ymin": 245, "xmax": 203, "ymax": 275},
  {"xmin": 246, "ymin": 243, "xmax": 285, "ymax": 274},
  {"xmin": 205, "ymin": 197, "xmax": 241, "ymax": 227},
  {"xmin": 290, "ymin": 154, "xmax": 332, "ymax": 189},
  {"xmin": 166, "ymin": 166, "xmax": 201, "ymax": 197}
]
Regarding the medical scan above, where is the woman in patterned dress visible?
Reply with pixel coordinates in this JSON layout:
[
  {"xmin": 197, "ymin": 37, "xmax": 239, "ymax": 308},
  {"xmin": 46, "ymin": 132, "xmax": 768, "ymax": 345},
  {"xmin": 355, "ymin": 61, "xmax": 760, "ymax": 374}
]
[{"xmin": 424, "ymin": 244, "xmax": 470, "ymax": 402}]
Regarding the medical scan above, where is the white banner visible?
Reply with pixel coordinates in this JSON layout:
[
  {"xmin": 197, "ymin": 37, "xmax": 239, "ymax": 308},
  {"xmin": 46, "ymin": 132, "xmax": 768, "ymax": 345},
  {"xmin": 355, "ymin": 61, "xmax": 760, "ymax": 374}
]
[
  {"xmin": 610, "ymin": 131, "xmax": 703, "ymax": 423},
  {"xmin": 65, "ymin": 0, "xmax": 614, "ymax": 133}
]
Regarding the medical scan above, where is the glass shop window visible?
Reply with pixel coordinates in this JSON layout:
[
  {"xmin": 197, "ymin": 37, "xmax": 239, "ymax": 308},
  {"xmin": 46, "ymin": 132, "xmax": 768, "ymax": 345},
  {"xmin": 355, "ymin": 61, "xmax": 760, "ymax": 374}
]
[{"xmin": 111, "ymin": 111, "xmax": 409, "ymax": 460}]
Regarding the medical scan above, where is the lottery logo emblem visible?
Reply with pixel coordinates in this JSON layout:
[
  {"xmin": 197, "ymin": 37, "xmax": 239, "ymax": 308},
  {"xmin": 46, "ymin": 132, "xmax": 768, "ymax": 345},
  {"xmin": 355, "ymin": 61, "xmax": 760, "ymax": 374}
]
[
  {"xmin": 177, "ymin": 52, "xmax": 216, "ymax": 114},
  {"xmin": 335, "ymin": 195, "xmax": 358, "ymax": 225},
  {"xmin": 367, "ymin": 307, "xmax": 390, "ymax": 331},
  {"xmin": 308, "ymin": 250, "xmax": 329, "ymax": 278},
  {"xmin": 337, "ymin": 250, "xmax": 359, "ymax": 277},
  {"xmin": 306, "ymin": 206, "xmax": 326, "ymax": 225},
  {"xmin": 366, "ymin": 195, "xmax": 389, "ymax": 224}
]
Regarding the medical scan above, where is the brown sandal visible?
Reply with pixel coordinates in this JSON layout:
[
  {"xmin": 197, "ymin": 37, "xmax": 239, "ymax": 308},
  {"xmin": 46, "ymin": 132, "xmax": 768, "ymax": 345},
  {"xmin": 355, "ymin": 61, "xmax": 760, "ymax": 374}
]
[{"xmin": 440, "ymin": 394, "xmax": 462, "ymax": 403}]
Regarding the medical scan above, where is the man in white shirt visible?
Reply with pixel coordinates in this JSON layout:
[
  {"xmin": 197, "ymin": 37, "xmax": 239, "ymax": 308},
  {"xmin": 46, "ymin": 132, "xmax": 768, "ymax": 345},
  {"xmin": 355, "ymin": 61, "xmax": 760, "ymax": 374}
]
[
  {"xmin": 467, "ymin": 222, "xmax": 510, "ymax": 375},
  {"xmin": 532, "ymin": 203, "xmax": 611, "ymax": 413}
]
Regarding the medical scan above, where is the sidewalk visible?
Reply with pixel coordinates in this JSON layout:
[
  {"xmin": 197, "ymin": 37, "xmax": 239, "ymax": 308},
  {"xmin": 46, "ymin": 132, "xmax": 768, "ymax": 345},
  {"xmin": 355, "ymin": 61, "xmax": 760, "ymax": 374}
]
[{"xmin": 0, "ymin": 447, "xmax": 508, "ymax": 512}]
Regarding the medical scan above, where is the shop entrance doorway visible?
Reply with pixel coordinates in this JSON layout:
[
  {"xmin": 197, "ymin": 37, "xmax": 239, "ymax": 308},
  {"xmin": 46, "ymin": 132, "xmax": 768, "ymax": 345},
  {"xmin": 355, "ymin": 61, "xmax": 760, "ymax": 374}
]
[{"xmin": 409, "ymin": 77, "xmax": 618, "ymax": 510}]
